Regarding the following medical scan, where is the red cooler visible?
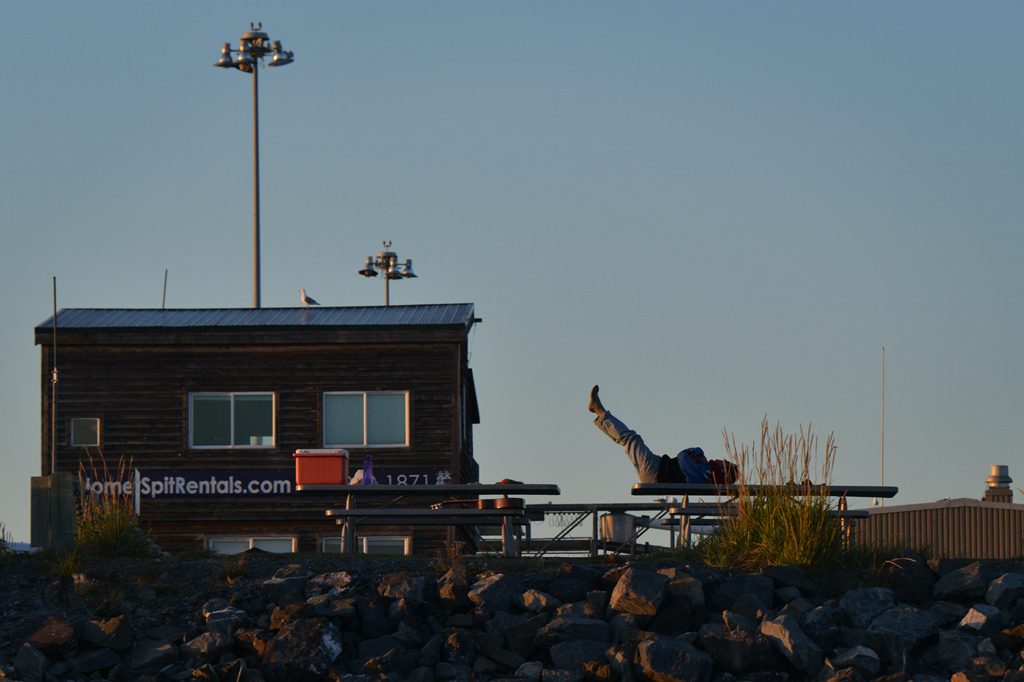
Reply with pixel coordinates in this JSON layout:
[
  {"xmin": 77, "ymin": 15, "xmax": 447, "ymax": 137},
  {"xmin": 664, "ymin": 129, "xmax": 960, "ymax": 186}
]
[{"xmin": 293, "ymin": 449, "xmax": 349, "ymax": 485}]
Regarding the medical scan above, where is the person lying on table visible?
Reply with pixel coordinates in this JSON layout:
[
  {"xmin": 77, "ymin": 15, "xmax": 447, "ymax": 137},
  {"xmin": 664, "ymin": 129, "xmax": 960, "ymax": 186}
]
[{"xmin": 588, "ymin": 385, "xmax": 737, "ymax": 484}]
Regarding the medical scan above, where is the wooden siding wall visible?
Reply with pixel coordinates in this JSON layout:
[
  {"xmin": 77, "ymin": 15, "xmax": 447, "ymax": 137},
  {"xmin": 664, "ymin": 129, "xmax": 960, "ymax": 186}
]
[
  {"xmin": 40, "ymin": 338, "xmax": 475, "ymax": 554},
  {"xmin": 850, "ymin": 502, "xmax": 1024, "ymax": 560}
]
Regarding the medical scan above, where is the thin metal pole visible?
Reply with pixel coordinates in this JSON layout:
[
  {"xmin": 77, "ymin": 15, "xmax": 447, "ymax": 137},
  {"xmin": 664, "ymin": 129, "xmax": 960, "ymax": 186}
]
[
  {"xmin": 252, "ymin": 62, "xmax": 261, "ymax": 309},
  {"xmin": 51, "ymin": 277, "xmax": 58, "ymax": 476},
  {"xmin": 162, "ymin": 269, "xmax": 168, "ymax": 309},
  {"xmin": 881, "ymin": 347, "xmax": 885, "ymax": 507}
]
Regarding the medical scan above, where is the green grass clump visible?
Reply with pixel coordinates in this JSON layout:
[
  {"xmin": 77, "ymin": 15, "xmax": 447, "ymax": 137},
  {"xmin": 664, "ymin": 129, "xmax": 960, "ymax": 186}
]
[
  {"xmin": 0, "ymin": 522, "xmax": 17, "ymax": 567},
  {"xmin": 696, "ymin": 416, "xmax": 846, "ymax": 573},
  {"xmin": 76, "ymin": 457, "xmax": 153, "ymax": 558}
]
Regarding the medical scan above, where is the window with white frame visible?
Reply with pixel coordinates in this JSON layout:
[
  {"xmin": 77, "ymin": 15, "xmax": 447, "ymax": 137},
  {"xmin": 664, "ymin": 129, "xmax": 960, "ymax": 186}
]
[
  {"xmin": 71, "ymin": 418, "xmax": 100, "ymax": 447},
  {"xmin": 190, "ymin": 393, "xmax": 275, "ymax": 448},
  {"xmin": 208, "ymin": 536, "xmax": 296, "ymax": 555},
  {"xmin": 323, "ymin": 392, "xmax": 408, "ymax": 447},
  {"xmin": 322, "ymin": 535, "xmax": 412, "ymax": 555}
]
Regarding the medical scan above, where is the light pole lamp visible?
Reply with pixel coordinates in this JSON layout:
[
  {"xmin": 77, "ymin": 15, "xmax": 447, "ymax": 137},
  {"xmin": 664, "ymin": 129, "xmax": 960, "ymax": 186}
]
[
  {"xmin": 358, "ymin": 240, "xmax": 417, "ymax": 306},
  {"xmin": 214, "ymin": 23, "xmax": 294, "ymax": 309}
]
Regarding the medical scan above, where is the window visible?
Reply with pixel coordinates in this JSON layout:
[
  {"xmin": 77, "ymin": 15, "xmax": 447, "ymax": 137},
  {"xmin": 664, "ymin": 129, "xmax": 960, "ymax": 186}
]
[
  {"xmin": 324, "ymin": 392, "xmax": 408, "ymax": 447},
  {"xmin": 208, "ymin": 536, "xmax": 295, "ymax": 555},
  {"xmin": 322, "ymin": 535, "xmax": 412, "ymax": 555},
  {"xmin": 71, "ymin": 418, "xmax": 100, "ymax": 447},
  {"xmin": 190, "ymin": 393, "xmax": 275, "ymax": 448}
]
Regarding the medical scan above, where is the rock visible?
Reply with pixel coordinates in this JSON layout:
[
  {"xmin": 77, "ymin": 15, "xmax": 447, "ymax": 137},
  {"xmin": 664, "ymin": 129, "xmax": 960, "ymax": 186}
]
[
  {"xmin": 698, "ymin": 622, "xmax": 774, "ymax": 673},
  {"xmin": 80, "ymin": 614, "xmax": 135, "ymax": 651},
  {"xmin": 986, "ymin": 572, "xmax": 1024, "ymax": 610},
  {"xmin": 775, "ymin": 585, "xmax": 803, "ymax": 604},
  {"xmin": 658, "ymin": 568, "xmax": 706, "ymax": 610},
  {"xmin": 635, "ymin": 636, "xmax": 714, "ymax": 682},
  {"xmin": 730, "ymin": 591, "xmax": 772, "ymax": 623},
  {"xmin": 380, "ymin": 572, "xmax": 430, "ymax": 605},
  {"xmin": 306, "ymin": 571, "xmax": 352, "ymax": 594},
  {"xmin": 68, "ymin": 647, "xmax": 122, "ymax": 674},
  {"xmin": 24, "ymin": 616, "xmax": 77, "ymax": 656},
  {"xmin": 503, "ymin": 613, "xmax": 549, "ymax": 658},
  {"xmin": 205, "ymin": 606, "xmax": 248, "ymax": 637},
  {"xmin": 516, "ymin": 660, "xmax": 544, "ymax": 681},
  {"xmin": 548, "ymin": 639, "xmax": 608, "ymax": 671},
  {"xmin": 444, "ymin": 631, "xmax": 475, "ymax": 666},
  {"xmin": 801, "ymin": 604, "xmax": 842, "ymax": 652},
  {"xmin": 534, "ymin": 616, "xmax": 611, "ymax": 646},
  {"xmin": 709, "ymin": 573, "xmax": 774, "ymax": 612},
  {"xmin": 547, "ymin": 564, "xmax": 601, "ymax": 603},
  {"xmin": 883, "ymin": 550, "xmax": 936, "ymax": 603},
  {"xmin": 934, "ymin": 562, "xmax": 988, "ymax": 601},
  {"xmin": 936, "ymin": 629, "xmax": 981, "ymax": 675},
  {"xmin": 123, "ymin": 639, "xmax": 179, "ymax": 673},
  {"xmin": 520, "ymin": 589, "xmax": 562, "ymax": 614},
  {"xmin": 648, "ymin": 593, "xmax": 703, "ymax": 636},
  {"xmin": 866, "ymin": 606, "xmax": 941, "ymax": 667},
  {"xmin": 354, "ymin": 594, "xmax": 394, "ymax": 638},
  {"xmin": 761, "ymin": 564, "xmax": 816, "ymax": 592},
  {"xmin": 437, "ymin": 564, "xmax": 472, "ymax": 608},
  {"xmin": 469, "ymin": 573, "xmax": 521, "ymax": 613},
  {"xmin": 181, "ymin": 632, "xmax": 233, "ymax": 663},
  {"xmin": 930, "ymin": 600, "xmax": 970, "ymax": 626},
  {"xmin": 829, "ymin": 645, "xmax": 881, "ymax": 679},
  {"xmin": 959, "ymin": 604, "xmax": 1002, "ymax": 638},
  {"xmin": 13, "ymin": 643, "xmax": 49, "ymax": 681},
  {"xmin": 970, "ymin": 653, "xmax": 1009, "ymax": 678},
  {"xmin": 260, "ymin": 617, "xmax": 343, "ymax": 682},
  {"xmin": 555, "ymin": 601, "xmax": 603, "ymax": 619},
  {"xmin": 839, "ymin": 587, "xmax": 895, "ymax": 629},
  {"xmin": 435, "ymin": 661, "xmax": 473, "ymax": 680},
  {"xmin": 269, "ymin": 602, "xmax": 311, "ymax": 630},
  {"xmin": 235, "ymin": 628, "xmax": 274, "ymax": 659},
  {"xmin": 608, "ymin": 567, "xmax": 668, "ymax": 616},
  {"xmin": 759, "ymin": 614, "xmax": 823, "ymax": 674},
  {"xmin": 305, "ymin": 592, "xmax": 356, "ymax": 618}
]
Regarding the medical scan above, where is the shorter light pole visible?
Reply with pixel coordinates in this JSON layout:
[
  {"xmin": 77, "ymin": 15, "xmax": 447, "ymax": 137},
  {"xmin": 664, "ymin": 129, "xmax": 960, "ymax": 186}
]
[{"xmin": 358, "ymin": 240, "xmax": 417, "ymax": 306}]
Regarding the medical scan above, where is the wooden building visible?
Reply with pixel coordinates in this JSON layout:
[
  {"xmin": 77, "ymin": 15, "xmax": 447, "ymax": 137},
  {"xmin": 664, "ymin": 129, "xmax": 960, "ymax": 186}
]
[{"xmin": 34, "ymin": 304, "xmax": 481, "ymax": 554}]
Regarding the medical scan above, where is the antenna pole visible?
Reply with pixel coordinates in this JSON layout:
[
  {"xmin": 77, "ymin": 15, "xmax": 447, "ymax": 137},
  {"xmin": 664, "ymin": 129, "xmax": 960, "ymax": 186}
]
[
  {"xmin": 51, "ymin": 277, "xmax": 58, "ymax": 476},
  {"xmin": 162, "ymin": 269, "xmax": 168, "ymax": 309},
  {"xmin": 880, "ymin": 347, "xmax": 885, "ymax": 507}
]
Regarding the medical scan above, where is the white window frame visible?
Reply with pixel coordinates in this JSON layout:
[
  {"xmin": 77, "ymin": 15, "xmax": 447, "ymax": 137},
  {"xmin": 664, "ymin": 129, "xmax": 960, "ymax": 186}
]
[
  {"xmin": 70, "ymin": 418, "xmax": 101, "ymax": 447},
  {"xmin": 322, "ymin": 535, "xmax": 412, "ymax": 555},
  {"xmin": 207, "ymin": 536, "xmax": 296, "ymax": 555},
  {"xmin": 323, "ymin": 391, "xmax": 410, "ymax": 448},
  {"xmin": 189, "ymin": 392, "xmax": 276, "ymax": 449}
]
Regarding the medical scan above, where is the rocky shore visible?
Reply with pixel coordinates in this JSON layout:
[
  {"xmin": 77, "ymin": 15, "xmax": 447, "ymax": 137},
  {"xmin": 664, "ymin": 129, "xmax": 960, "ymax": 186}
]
[{"xmin": 3, "ymin": 550, "xmax": 1024, "ymax": 682}]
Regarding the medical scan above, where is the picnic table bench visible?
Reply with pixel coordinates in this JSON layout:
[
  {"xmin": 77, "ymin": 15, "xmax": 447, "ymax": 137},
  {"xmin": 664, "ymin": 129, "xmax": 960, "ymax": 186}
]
[
  {"xmin": 297, "ymin": 483, "xmax": 560, "ymax": 556},
  {"xmin": 522, "ymin": 502, "xmax": 682, "ymax": 557}
]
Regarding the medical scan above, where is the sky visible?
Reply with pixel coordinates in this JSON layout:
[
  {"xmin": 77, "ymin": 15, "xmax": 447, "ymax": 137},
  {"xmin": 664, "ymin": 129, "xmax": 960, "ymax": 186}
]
[{"xmin": 2, "ymin": 3, "xmax": 1022, "ymax": 543}]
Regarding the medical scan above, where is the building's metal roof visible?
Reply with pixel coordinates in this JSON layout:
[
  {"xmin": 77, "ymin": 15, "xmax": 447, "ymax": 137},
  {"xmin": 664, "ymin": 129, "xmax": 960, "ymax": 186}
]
[{"xmin": 36, "ymin": 304, "xmax": 477, "ymax": 332}]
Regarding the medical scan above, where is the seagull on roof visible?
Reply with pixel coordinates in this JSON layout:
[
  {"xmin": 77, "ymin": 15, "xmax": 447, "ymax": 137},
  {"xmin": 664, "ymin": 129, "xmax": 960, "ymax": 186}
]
[{"xmin": 299, "ymin": 289, "xmax": 320, "ymax": 307}]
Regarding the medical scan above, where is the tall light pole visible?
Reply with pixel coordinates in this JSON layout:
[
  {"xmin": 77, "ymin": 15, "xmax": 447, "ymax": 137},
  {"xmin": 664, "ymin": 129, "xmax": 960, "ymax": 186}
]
[
  {"xmin": 214, "ymin": 23, "xmax": 294, "ymax": 309},
  {"xmin": 358, "ymin": 241, "xmax": 418, "ymax": 306}
]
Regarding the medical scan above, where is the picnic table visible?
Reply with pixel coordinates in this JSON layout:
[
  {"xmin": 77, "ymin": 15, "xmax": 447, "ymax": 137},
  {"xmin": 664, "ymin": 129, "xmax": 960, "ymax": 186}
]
[
  {"xmin": 631, "ymin": 483, "xmax": 899, "ymax": 547},
  {"xmin": 296, "ymin": 483, "xmax": 561, "ymax": 556}
]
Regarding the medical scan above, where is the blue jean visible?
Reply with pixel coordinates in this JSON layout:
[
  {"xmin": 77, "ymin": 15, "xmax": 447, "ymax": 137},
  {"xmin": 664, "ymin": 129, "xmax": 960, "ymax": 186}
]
[{"xmin": 593, "ymin": 411, "xmax": 662, "ymax": 483}]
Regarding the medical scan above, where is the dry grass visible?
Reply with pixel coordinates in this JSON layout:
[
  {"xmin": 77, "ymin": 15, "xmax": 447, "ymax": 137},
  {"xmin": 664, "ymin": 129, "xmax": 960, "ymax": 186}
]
[
  {"xmin": 696, "ymin": 416, "xmax": 846, "ymax": 572},
  {"xmin": 76, "ymin": 455, "xmax": 153, "ymax": 558}
]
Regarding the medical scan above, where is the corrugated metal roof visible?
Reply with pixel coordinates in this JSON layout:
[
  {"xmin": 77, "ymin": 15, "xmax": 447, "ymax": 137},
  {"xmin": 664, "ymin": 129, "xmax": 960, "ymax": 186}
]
[{"xmin": 36, "ymin": 304, "xmax": 476, "ymax": 331}]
